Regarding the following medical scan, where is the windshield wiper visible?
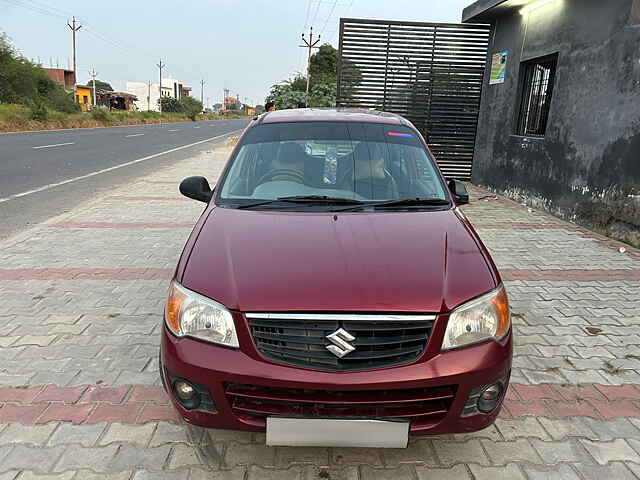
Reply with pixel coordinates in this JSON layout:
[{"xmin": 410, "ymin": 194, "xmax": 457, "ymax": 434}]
[
  {"xmin": 276, "ymin": 195, "xmax": 366, "ymax": 204},
  {"xmin": 333, "ymin": 197, "xmax": 450, "ymax": 212},
  {"xmin": 233, "ymin": 195, "xmax": 365, "ymax": 210}
]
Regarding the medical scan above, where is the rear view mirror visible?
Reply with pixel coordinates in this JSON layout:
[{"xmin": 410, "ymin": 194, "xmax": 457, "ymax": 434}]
[
  {"xmin": 180, "ymin": 176, "xmax": 213, "ymax": 203},
  {"xmin": 448, "ymin": 179, "xmax": 469, "ymax": 205}
]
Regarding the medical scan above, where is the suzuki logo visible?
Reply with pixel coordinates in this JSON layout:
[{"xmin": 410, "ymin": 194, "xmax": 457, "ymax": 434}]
[{"xmin": 326, "ymin": 328, "xmax": 356, "ymax": 358}]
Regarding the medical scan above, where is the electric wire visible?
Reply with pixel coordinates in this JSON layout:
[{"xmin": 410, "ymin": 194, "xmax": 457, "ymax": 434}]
[{"xmin": 318, "ymin": 0, "xmax": 339, "ymax": 37}]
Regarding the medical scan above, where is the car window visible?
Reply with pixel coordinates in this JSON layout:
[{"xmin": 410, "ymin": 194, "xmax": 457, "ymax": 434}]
[{"xmin": 217, "ymin": 121, "xmax": 448, "ymax": 206}]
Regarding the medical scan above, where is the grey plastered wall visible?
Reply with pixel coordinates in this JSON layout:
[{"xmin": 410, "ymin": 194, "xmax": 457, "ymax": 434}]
[{"xmin": 470, "ymin": 0, "xmax": 640, "ymax": 246}]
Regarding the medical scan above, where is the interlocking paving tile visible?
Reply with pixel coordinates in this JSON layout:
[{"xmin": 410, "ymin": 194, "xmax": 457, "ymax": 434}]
[{"xmin": 0, "ymin": 142, "xmax": 638, "ymax": 478}]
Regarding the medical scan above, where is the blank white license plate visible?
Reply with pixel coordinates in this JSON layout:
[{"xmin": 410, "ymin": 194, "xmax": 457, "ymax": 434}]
[{"xmin": 266, "ymin": 417, "xmax": 409, "ymax": 448}]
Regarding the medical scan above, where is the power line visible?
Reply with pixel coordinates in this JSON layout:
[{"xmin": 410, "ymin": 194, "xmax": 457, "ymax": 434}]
[
  {"xmin": 318, "ymin": 0, "xmax": 339, "ymax": 36},
  {"xmin": 310, "ymin": 0, "xmax": 323, "ymax": 29},
  {"xmin": 2, "ymin": 0, "xmax": 155, "ymax": 61},
  {"xmin": 1, "ymin": 0, "xmax": 65, "ymax": 19},
  {"xmin": 302, "ymin": 0, "xmax": 313, "ymax": 30}
]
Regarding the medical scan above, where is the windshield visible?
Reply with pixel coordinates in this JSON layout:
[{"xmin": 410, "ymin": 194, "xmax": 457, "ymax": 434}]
[{"xmin": 217, "ymin": 121, "xmax": 449, "ymax": 209}]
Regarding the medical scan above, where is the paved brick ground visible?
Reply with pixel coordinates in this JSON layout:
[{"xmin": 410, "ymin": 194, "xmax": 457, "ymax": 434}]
[{"xmin": 0, "ymin": 140, "xmax": 639, "ymax": 479}]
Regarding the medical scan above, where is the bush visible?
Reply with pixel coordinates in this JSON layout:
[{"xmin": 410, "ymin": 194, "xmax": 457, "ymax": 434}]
[
  {"xmin": 29, "ymin": 102, "xmax": 48, "ymax": 122},
  {"xmin": 46, "ymin": 88, "xmax": 80, "ymax": 113},
  {"xmin": 90, "ymin": 108, "xmax": 111, "ymax": 122},
  {"xmin": 1, "ymin": 33, "xmax": 80, "ymax": 114},
  {"xmin": 159, "ymin": 97, "xmax": 182, "ymax": 112}
]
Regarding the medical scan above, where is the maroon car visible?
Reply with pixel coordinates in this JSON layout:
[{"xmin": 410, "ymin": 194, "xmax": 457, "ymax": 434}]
[{"xmin": 161, "ymin": 108, "xmax": 512, "ymax": 448}]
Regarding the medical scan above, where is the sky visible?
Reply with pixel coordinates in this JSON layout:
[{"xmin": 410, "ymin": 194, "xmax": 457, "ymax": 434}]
[{"xmin": 1, "ymin": 0, "xmax": 473, "ymax": 107}]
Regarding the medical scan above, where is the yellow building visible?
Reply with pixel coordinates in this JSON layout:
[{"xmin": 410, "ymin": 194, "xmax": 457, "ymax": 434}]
[{"xmin": 75, "ymin": 85, "xmax": 94, "ymax": 111}]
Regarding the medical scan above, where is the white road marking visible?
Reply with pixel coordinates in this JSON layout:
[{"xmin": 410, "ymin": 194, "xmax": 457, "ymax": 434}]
[
  {"xmin": 0, "ymin": 129, "xmax": 243, "ymax": 204},
  {"xmin": 32, "ymin": 142, "xmax": 75, "ymax": 150},
  {"xmin": 125, "ymin": 134, "xmax": 145, "ymax": 138},
  {"xmin": 193, "ymin": 126, "xmax": 200, "ymax": 129},
  {"xmin": 168, "ymin": 129, "xmax": 180, "ymax": 132}
]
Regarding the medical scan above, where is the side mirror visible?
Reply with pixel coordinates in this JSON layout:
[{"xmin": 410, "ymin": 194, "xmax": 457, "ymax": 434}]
[
  {"xmin": 448, "ymin": 179, "xmax": 469, "ymax": 205},
  {"xmin": 180, "ymin": 176, "xmax": 213, "ymax": 203}
]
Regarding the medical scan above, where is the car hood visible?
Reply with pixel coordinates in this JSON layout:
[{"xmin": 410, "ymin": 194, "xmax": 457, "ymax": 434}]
[{"xmin": 180, "ymin": 207, "xmax": 497, "ymax": 313}]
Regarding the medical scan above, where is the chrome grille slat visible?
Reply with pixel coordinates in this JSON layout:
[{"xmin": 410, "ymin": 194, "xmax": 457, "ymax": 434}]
[{"xmin": 246, "ymin": 313, "xmax": 435, "ymax": 372}]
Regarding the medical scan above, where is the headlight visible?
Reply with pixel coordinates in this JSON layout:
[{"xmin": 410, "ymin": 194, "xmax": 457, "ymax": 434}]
[
  {"xmin": 442, "ymin": 285, "xmax": 510, "ymax": 350},
  {"xmin": 165, "ymin": 281, "xmax": 239, "ymax": 348}
]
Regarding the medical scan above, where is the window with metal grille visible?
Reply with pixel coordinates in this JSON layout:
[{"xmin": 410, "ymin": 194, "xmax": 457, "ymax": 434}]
[{"xmin": 515, "ymin": 54, "xmax": 558, "ymax": 137}]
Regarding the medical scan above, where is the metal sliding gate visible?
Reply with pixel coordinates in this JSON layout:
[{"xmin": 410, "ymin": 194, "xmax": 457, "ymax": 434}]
[{"xmin": 336, "ymin": 18, "xmax": 490, "ymax": 180}]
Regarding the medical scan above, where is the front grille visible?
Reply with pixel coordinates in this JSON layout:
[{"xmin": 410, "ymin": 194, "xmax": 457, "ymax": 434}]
[
  {"xmin": 246, "ymin": 313, "xmax": 436, "ymax": 371},
  {"xmin": 225, "ymin": 382, "xmax": 456, "ymax": 427}
]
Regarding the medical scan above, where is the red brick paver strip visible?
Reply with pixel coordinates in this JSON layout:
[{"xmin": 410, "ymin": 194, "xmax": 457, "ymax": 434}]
[
  {"xmin": 79, "ymin": 386, "xmax": 131, "ymax": 403},
  {"xmin": 107, "ymin": 195, "xmax": 189, "ymax": 201},
  {"xmin": 502, "ymin": 269, "xmax": 640, "ymax": 281},
  {"xmin": 37, "ymin": 403, "xmax": 95, "ymax": 424},
  {"xmin": 48, "ymin": 221, "xmax": 194, "ymax": 229},
  {"xmin": 86, "ymin": 403, "xmax": 143, "ymax": 424},
  {"xmin": 474, "ymin": 222, "xmax": 575, "ymax": 229},
  {"xmin": 33, "ymin": 385, "xmax": 88, "ymax": 403},
  {"xmin": 0, "ymin": 383, "xmax": 639, "ymax": 425},
  {"xmin": 2, "ymin": 267, "xmax": 637, "ymax": 281},
  {"xmin": 129, "ymin": 386, "xmax": 170, "ymax": 404},
  {"xmin": 0, "ymin": 267, "xmax": 173, "ymax": 280}
]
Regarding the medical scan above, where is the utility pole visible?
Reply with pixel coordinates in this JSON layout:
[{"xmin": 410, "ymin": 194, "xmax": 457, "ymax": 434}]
[
  {"xmin": 200, "ymin": 79, "xmax": 206, "ymax": 109},
  {"xmin": 157, "ymin": 60, "xmax": 165, "ymax": 113},
  {"xmin": 89, "ymin": 69, "xmax": 98, "ymax": 109},
  {"xmin": 67, "ymin": 16, "xmax": 82, "ymax": 86},
  {"xmin": 300, "ymin": 26, "xmax": 321, "ymax": 106},
  {"xmin": 147, "ymin": 81, "xmax": 151, "ymax": 111},
  {"xmin": 223, "ymin": 88, "xmax": 230, "ymax": 111}
]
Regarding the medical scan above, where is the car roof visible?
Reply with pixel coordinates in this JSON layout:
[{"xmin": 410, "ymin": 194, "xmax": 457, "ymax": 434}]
[{"xmin": 255, "ymin": 108, "xmax": 408, "ymax": 126}]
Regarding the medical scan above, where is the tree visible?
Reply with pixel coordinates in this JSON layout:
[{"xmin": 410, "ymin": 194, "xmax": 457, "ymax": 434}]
[
  {"xmin": 158, "ymin": 96, "xmax": 203, "ymax": 120},
  {"xmin": 309, "ymin": 43, "xmax": 338, "ymax": 87},
  {"xmin": 179, "ymin": 96, "xmax": 203, "ymax": 120},
  {"xmin": 309, "ymin": 82, "xmax": 336, "ymax": 108},
  {"xmin": 92, "ymin": 80, "xmax": 113, "ymax": 91},
  {"xmin": 159, "ymin": 97, "xmax": 181, "ymax": 112},
  {"xmin": 287, "ymin": 74, "xmax": 307, "ymax": 92},
  {"xmin": 265, "ymin": 42, "xmax": 360, "ymax": 109},
  {"xmin": 255, "ymin": 105, "xmax": 265, "ymax": 114},
  {"xmin": 0, "ymin": 33, "xmax": 78, "ymax": 113},
  {"xmin": 265, "ymin": 83, "xmax": 307, "ymax": 109}
]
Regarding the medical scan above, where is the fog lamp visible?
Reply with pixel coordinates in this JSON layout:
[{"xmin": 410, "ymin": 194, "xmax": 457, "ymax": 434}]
[
  {"xmin": 173, "ymin": 380, "xmax": 200, "ymax": 410},
  {"xmin": 477, "ymin": 383, "xmax": 503, "ymax": 413},
  {"xmin": 175, "ymin": 381, "xmax": 195, "ymax": 399}
]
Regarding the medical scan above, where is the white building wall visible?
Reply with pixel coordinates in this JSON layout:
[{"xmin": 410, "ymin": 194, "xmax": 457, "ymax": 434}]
[{"xmin": 126, "ymin": 80, "xmax": 186, "ymax": 112}]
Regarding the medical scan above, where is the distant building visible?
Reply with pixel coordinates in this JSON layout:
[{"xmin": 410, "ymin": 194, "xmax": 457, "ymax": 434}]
[
  {"xmin": 43, "ymin": 68, "xmax": 76, "ymax": 91},
  {"xmin": 126, "ymin": 78, "xmax": 191, "ymax": 112},
  {"xmin": 222, "ymin": 96, "xmax": 241, "ymax": 112},
  {"xmin": 75, "ymin": 85, "xmax": 93, "ymax": 111},
  {"xmin": 97, "ymin": 91, "xmax": 137, "ymax": 111}
]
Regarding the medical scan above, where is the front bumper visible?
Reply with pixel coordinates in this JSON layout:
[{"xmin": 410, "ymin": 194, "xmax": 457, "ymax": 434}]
[{"xmin": 160, "ymin": 322, "xmax": 512, "ymax": 436}]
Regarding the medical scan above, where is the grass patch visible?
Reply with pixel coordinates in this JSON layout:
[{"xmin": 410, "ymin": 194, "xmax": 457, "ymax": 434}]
[{"xmin": 0, "ymin": 103, "xmax": 245, "ymax": 132}]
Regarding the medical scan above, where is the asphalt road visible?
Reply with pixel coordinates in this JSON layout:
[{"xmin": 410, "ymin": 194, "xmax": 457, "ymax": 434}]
[{"xmin": 0, "ymin": 119, "xmax": 249, "ymax": 239}]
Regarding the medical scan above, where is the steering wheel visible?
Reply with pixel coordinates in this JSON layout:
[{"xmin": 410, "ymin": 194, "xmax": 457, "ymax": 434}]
[{"xmin": 257, "ymin": 168, "xmax": 305, "ymax": 185}]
